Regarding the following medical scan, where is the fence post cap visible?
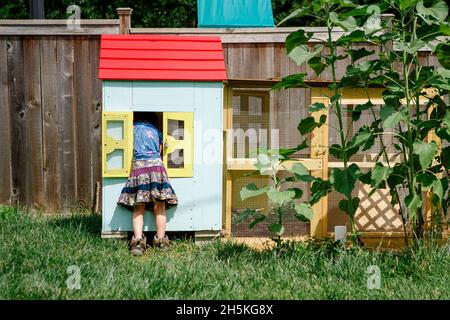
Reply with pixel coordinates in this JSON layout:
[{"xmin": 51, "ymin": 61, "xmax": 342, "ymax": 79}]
[{"xmin": 116, "ymin": 8, "xmax": 133, "ymax": 15}]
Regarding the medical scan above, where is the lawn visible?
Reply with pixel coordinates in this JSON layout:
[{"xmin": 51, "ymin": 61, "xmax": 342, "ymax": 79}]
[{"xmin": 0, "ymin": 206, "xmax": 449, "ymax": 300}]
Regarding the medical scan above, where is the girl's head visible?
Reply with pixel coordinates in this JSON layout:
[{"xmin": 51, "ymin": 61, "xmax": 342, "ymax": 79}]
[{"xmin": 134, "ymin": 112, "xmax": 158, "ymax": 125}]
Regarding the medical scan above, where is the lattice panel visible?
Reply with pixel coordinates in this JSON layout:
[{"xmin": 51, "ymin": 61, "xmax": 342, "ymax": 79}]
[
  {"xmin": 355, "ymin": 183, "xmax": 403, "ymax": 231},
  {"xmin": 327, "ymin": 181, "xmax": 403, "ymax": 232}
]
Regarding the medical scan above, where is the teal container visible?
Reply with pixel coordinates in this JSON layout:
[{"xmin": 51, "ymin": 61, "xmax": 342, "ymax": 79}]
[{"xmin": 197, "ymin": 0, "xmax": 275, "ymax": 28}]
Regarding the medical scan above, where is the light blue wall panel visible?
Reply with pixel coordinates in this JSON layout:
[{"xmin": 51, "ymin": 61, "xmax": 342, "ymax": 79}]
[
  {"xmin": 102, "ymin": 178, "xmax": 195, "ymax": 232},
  {"xmin": 132, "ymin": 82, "xmax": 195, "ymax": 111},
  {"xmin": 192, "ymin": 83, "xmax": 223, "ymax": 230},
  {"xmin": 103, "ymin": 81, "xmax": 132, "ymax": 111},
  {"xmin": 102, "ymin": 81, "xmax": 224, "ymax": 234}
]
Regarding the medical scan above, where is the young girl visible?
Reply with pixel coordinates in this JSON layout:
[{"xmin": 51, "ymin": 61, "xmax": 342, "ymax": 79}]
[{"xmin": 117, "ymin": 112, "xmax": 178, "ymax": 256}]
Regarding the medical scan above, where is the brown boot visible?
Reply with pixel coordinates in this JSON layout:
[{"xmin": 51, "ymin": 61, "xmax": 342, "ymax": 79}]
[
  {"xmin": 153, "ymin": 235, "xmax": 171, "ymax": 249},
  {"xmin": 129, "ymin": 234, "xmax": 147, "ymax": 256}
]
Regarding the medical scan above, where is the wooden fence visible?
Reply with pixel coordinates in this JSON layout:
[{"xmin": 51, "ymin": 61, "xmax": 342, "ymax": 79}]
[
  {"xmin": 0, "ymin": 17, "xmax": 440, "ymax": 216},
  {"xmin": 0, "ymin": 21, "xmax": 118, "ymax": 212}
]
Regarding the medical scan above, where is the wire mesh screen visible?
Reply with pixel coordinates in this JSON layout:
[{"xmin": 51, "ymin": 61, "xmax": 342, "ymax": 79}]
[
  {"xmin": 231, "ymin": 88, "xmax": 311, "ymax": 160},
  {"xmin": 328, "ymin": 104, "xmax": 398, "ymax": 163},
  {"xmin": 167, "ymin": 119, "xmax": 184, "ymax": 169}
]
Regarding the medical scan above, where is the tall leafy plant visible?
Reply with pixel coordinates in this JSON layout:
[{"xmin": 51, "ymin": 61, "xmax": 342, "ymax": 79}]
[{"xmin": 274, "ymin": 0, "xmax": 450, "ymax": 245}]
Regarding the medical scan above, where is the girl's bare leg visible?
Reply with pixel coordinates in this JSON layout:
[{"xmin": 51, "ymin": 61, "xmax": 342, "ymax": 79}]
[
  {"xmin": 153, "ymin": 200, "xmax": 166, "ymax": 239},
  {"xmin": 132, "ymin": 203, "xmax": 145, "ymax": 239}
]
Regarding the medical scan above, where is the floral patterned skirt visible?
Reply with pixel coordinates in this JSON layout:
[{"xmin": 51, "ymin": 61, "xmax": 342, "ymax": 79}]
[{"xmin": 117, "ymin": 158, "xmax": 178, "ymax": 210}]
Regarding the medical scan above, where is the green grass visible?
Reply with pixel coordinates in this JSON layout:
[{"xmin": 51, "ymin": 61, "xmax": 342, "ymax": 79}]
[{"xmin": 0, "ymin": 205, "xmax": 449, "ymax": 300}]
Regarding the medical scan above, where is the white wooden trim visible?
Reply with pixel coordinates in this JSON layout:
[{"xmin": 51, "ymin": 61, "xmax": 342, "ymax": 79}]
[{"xmin": 131, "ymin": 27, "xmax": 344, "ymax": 43}]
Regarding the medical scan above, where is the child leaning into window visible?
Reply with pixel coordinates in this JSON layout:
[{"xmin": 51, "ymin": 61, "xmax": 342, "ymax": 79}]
[{"xmin": 117, "ymin": 112, "xmax": 178, "ymax": 256}]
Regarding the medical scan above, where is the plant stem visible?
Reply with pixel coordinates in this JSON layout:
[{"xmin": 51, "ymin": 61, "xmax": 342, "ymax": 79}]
[
  {"xmin": 401, "ymin": 12, "xmax": 421, "ymax": 241},
  {"xmin": 327, "ymin": 19, "xmax": 360, "ymax": 245}
]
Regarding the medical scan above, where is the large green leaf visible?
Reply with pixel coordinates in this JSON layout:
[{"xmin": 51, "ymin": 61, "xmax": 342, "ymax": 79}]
[
  {"xmin": 349, "ymin": 131, "xmax": 372, "ymax": 148},
  {"xmin": 441, "ymin": 146, "xmax": 450, "ymax": 170},
  {"xmin": 354, "ymin": 101, "xmax": 374, "ymax": 113},
  {"xmin": 442, "ymin": 110, "xmax": 450, "ymax": 130},
  {"xmin": 290, "ymin": 162, "xmax": 309, "ymax": 176},
  {"xmin": 269, "ymin": 223, "xmax": 285, "ymax": 236},
  {"xmin": 416, "ymin": 0, "xmax": 448, "ymax": 25},
  {"xmin": 417, "ymin": 173, "xmax": 443, "ymax": 202},
  {"xmin": 288, "ymin": 44, "xmax": 323, "ymax": 66},
  {"xmin": 254, "ymin": 153, "xmax": 279, "ymax": 175},
  {"xmin": 310, "ymin": 178, "xmax": 332, "ymax": 205},
  {"xmin": 277, "ymin": 7, "xmax": 310, "ymax": 26},
  {"xmin": 297, "ymin": 115, "xmax": 326, "ymax": 135},
  {"xmin": 308, "ymin": 56, "xmax": 328, "ymax": 76},
  {"xmin": 416, "ymin": 172, "xmax": 435, "ymax": 189},
  {"xmin": 329, "ymin": 144, "xmax": 344, "ymax": 160},
  {"xmin": 329, "ymin": 12, "xmax": 358, "ymax": 31},
  {"xmin": 380, "ymin": 103, "xmax": 406, "ymax": 128},
  {"xmin": 286, "ymin": 29, "xmax": 314, "ymax": 54},
  {"xmin": 435, "ymin": 43, "xmax": 450, "ymax": 69},
  {"xmin": 338, "ymin": 197, "xmax": 360, "ymax": 216},
  {"xmin": 267, "ymin": 187, "xmax": 295, "ymax": 205},
  {"xmin": 249, "ymin": 214, "xmax": 267, "ymax": 229},
  {"xmin": 405, "ymin": 194, "xmax": 423, "ymax": 219},
  {"xmin": 336, "ymin": 30, "xmax": 367, "ymax": 45},
  {"xmin": 431, "ymin": 178, "xmax": 444, "ymax": 201},
  {"xmin": 387, "ymin": 163, "xmax": 408, "ymax": 188},
  {"xmin": 277, "ymin": 140, "xmax": 309, "ymax": 160},
  {"xmin": 294, "ymin": 203, "xmax": 313, "ymax": 221},
  {"xmin": 398, "ymin": 0, "xmax": 418, "ymax": 11},
  {"xmin": 348, "ymin": 48, "xmax": 375, "ymax": 63},
  {"xmin": 232, "ymin": 208, "xmax": 257, "ymax": 225},
  {"xmin": 413, "ymin": 140, "xmax": 438, "ymax": 171},
  {"xmin": 330, "ymin": 164, "xmax": 361, "ymax": 196},
  {"xmin": 240, "ymin": 184, "xmax": 269, "ymax": 201},
  {"xmin": 272, "ymin": 73, "xmax": 306, "ymax": 90},
  {"xmin": 308, "ymin": 102, "xmax": 327, "ymax": 113},
  {"xmin": 287, "ymin": 187, "xmax": 303, "ymax": 199},
  {"xmin": 395, "ymin": 39, "xmax": 428, "ymax": 54},
  {"xmin": 370, "ymin": 162, "xmax": 392, "ymax": 188},
  {"xmin": 290, "ymin": 162, "xmax": 315, "ymax": 182},
  {"xmin": 440, "ymin": 23, "xmax": 450, "ymax": 36},
  {"xmin": 383, "ymin": 110, "xmax": 407, "ymax": 128}
]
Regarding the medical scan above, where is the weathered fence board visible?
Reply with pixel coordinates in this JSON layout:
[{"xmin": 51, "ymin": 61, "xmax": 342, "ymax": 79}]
[
  {"xmin": 1, "ymin": 35, "xmax": 103, "ymax": 212},
  {"xmin": 23, "ymin": 37, "xmax": 45, "ymax": 209},
  {"xmin": 40, "ymin": 36, "xmax": 60, "ymax": 211},
  {"xmin": 0, "ymin": 39, "xmax": 11, "ymax": 204},
  {"xmin": 7, "ymin": 37, "xmax": 26, "ymax": 207}
]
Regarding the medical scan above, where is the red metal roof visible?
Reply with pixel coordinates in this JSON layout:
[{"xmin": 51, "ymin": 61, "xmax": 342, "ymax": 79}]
[{"xmin": 99, "ymin": 34, "xmax": 227, "ymax": 81}]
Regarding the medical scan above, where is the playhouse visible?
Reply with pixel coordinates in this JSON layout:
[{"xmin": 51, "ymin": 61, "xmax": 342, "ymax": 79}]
[{"xmin": 99, "ymin": 34, "xmax": 227, "ymax": 239}]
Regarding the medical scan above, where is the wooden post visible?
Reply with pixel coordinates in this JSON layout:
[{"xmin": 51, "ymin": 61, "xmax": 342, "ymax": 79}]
[
  {"xmin": 310, "ymin": 92, "xmax": 329, "ymax": 238},
  {"xmin": 116, "ymin": 8, "xmax": 133, "ymax": 35},
  {"xmin": 30, "ymin": 0, "xmax": 45, "ymax": 19},
  {"xmin": 222, "ymin": 85, "xmax": 233, "ymax": 238},
  {"xmin": 425, "ymin": 97, "xmax": 442, "ymax": 231}
]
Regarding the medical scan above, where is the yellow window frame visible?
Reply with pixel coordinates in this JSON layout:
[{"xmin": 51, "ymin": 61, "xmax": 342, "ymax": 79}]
[
  {"xmin": 163, "ymin": 112, "xmax": 194, "ymax": 178},
  {"xmin": 102, "ymin": 111, "xmax": 133, "ymax": 178}
]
